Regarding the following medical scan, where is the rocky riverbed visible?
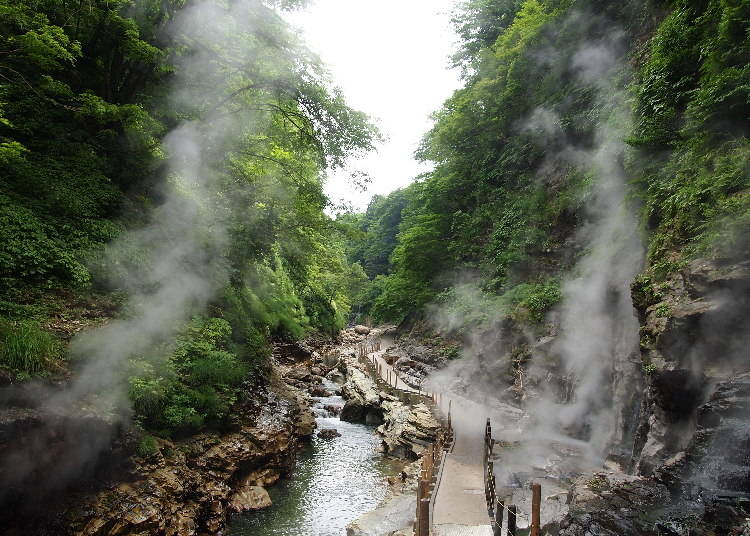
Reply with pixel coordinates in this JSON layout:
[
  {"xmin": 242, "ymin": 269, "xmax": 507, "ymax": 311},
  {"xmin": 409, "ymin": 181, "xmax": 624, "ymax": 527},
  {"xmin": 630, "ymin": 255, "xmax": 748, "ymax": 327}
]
[{"xmin": 0, "ymin": 325, "xmax": 449, "ymax": 536}]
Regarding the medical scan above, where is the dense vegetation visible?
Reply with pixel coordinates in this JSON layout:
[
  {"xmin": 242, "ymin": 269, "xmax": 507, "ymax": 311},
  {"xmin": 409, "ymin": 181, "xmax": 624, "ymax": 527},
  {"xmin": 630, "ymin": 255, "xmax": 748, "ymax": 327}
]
[
  {"xmin": 1, "ymin": 0, "xmax": 747, "ymax": 436},
  {"xmin": 0, "ymin": 0, "xmax": 374, "ymax": 436},
  {"xmin": 346, "ymin": 0, "xmax": 750, "ymax": 326}
]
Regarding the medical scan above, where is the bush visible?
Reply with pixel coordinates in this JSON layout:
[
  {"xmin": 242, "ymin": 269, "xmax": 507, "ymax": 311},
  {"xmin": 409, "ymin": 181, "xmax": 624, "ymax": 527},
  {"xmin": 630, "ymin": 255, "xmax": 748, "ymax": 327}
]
[
  {"xmin": 499, "ymin": 280, "xmax": 562, "ymax": 323},
  {"xmin": 136, "ymin": 434, "xmax": 159, "ymax": 457},
  {"xmin": 0, "ymin": 319, "xmax": 60, "ymax": 376},
  {"xmin": 189, "ymin": 350, "xmax": 246, "ymax": 386}
]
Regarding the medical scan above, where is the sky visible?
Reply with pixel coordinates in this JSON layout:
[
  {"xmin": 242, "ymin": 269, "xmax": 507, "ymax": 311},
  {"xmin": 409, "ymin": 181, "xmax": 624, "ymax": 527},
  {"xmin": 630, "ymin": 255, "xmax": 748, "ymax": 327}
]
[{"xmin": 286, "ymin": 0, "xmax": 462, "ymax": 212}]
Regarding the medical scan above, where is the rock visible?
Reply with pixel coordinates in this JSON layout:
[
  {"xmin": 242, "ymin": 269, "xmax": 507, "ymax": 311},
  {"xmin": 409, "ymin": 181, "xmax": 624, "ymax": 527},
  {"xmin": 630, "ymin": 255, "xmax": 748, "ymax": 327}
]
[
  {"xmin": 324, "ymin": 404, "xmax": 342, "ymax": 416},
  {"xmin": 294, "ymin": 398, "xmax": 317, "ymax": 437},
  {"xmin": 555, "ymin": 475, "xmax": 669, "ymax": 536},
  {"xmin": 310, "ymin": 366, "xmax": 323, "ymax": 377},
  {"xmin": 354, "ymin": 325, "xmax": 371, "ymax": 335},
  {"xmin": 341, "ymin": 399, "xmax": 365, "ymax": 422},
  {"xmin": 285, "ymin": 366, "xmax": 312, "ymax": 382},
  {"xmin": 273, "ymin": 341, "xmax": 313, "ymax": 364},
  {"xmin": 309, "ymin": 384, "xmax": 330, "ymax": 397},
  {"xmin": 318, "ymin": 429, "xmax": 341, "ymax": 439},
  {"xmin": 378, "ymin": 401, "xmax": 440, "ymax": 458},
  {"xmin": 652, "ymin": 369, "xmax": 705, "ymax": 414},
  {"xmin": 327, "ymin": 369, "xmax": 346, "ymax": 385},
  {"xmin": 62, "ymin": 382, "xmax": 308, "ymax": 536},
  {"xmin": 228, "ymin": 486, "xmax": 272, "ymax": 512},
  {"xmin": 238, "ymin": 468, "xmax": 280, "ymax": 488},
  {"xmin": 339, "ymin": 359, "xmax": 381, "ymax": 424},
  {"xmin": 346, "ymin": 493, "xmax": 416, "ymax": 536},
  {"xmin": 365, "ymin": 409, "xmax": 384, "ymax": 425}
]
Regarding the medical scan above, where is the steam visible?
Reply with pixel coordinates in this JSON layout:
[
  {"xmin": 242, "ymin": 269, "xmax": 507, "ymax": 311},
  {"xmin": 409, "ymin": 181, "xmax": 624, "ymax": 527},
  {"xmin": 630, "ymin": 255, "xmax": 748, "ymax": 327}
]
[
  {"xmin": 425, "ymin": 10, "xmax": 644, "ymax": 472},
  {"xmin": 1, "ymin": 0, "xmax": 314, "ymax": 501},
  {"xmin": 54, "ymin": 122, "xmax": 224, "ymax": 414}
]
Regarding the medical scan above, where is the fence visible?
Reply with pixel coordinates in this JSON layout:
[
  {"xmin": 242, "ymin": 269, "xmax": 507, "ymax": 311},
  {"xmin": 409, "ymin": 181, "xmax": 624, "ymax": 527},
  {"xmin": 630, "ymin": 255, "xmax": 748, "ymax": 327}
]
[
  {"xmin": 484, "ymin": 418, "xmax": 541, "ymax": 536},
  {"xmin": 355, "ymin": 338, "xmax": 454, "ymax": 536}
]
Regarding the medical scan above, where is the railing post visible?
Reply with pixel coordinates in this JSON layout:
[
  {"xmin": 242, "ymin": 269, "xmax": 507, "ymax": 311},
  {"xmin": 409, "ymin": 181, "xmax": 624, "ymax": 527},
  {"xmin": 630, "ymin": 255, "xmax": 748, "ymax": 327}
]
[
  {"xmin": 419, "ymin": 498, "xmax": 430, "ymax": 536},
  {"xmin": 494, "ymin": 499, "xmax": 504, "ymax": 536},
  {"xmin": 531, "ymin": 483, "xmax": 541, "ymax": 536},
  {"xmin": 507, "ymin": 505, "xmax": 517, "ymax": 536}
]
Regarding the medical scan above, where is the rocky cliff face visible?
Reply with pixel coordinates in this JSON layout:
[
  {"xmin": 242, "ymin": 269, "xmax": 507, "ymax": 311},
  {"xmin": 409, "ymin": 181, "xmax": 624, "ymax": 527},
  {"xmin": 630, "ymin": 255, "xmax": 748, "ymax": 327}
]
[
  {"xmin": 0, "ymin": 369, "xmax": 316, "ymax": 536},
  {"xmin": 391, "ymin": 256, "xmax": 750, "ymax": 533},
  {"xmin": 63, "ymin": 380, "xmax": 313, "ymax": 536},
  {"xmin": 547, "ymin": 257, "xmax": 750, "ymax": 534}
]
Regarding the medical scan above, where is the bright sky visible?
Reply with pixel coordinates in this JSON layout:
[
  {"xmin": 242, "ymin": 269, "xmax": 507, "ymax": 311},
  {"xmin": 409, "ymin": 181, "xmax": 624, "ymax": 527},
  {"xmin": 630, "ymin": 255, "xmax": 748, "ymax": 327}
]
[{"xmin": 287, "ymin": 0, "xmax": 462, "ymax": 212}]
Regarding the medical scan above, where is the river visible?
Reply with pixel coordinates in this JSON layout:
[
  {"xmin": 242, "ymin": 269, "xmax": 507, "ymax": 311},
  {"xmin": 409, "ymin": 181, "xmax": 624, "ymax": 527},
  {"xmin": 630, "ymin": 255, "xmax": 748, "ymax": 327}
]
[{"xmin": 228, "ymin": 382, "xmax": 396, "ymax": 536}]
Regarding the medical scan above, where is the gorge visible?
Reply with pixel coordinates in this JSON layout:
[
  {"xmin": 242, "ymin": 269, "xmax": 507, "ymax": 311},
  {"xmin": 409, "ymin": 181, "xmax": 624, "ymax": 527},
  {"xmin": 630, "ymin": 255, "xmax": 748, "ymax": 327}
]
[{"xmin": 1, "ymin": 0, "xmax": 749, "ymax": 535}]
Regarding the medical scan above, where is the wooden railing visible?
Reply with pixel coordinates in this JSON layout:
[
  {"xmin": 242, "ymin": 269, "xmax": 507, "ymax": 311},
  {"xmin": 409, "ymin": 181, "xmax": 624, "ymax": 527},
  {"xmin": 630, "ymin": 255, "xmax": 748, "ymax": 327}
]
[
  {"xmin": 355, "ymin": 338, "xmax": 454, "ymax": 536},
  {"xmin": 356, "ymin": 340, "xmax": 442, "ymax": 408},
  {"xmin": 484, "ymin": 418, "xmax": 541, "ymax": 536},
  {"xmin": 415, "ymin": 429, "xmax": 451, "ymax": 536}
]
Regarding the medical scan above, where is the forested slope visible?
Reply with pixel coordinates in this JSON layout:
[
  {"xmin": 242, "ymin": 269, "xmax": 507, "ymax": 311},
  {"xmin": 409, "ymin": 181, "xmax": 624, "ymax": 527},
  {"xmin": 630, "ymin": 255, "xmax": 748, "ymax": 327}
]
[
  {"xmin": 349, "ymin": 0, "xmax": 749, "ymax": 327},
  {"xmin": 346, "ymin": 1, "xmax": 750, "ymax": 531},
  {"xmin": 0, "ymin": 0, "xmax": 374, "ymax": 436}
]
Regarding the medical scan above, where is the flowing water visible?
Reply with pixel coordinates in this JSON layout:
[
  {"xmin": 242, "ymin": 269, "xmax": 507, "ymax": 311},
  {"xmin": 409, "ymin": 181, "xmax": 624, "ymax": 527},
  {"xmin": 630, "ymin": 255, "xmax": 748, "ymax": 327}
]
[{"xmin": 228, "ymin": 381, "xmax": 394, "ymax": 536}]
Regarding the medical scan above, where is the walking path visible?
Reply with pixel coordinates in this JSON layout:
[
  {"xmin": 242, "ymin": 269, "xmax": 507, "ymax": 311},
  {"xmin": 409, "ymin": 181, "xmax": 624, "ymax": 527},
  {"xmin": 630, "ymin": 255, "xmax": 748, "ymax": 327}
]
[
  {"xmin": 369, "ymin": 337, "xmax": 493, "ymax": 536},
  {"xmin": 431, "ymin": 396, "xmax": 493, "ymax": 536}
]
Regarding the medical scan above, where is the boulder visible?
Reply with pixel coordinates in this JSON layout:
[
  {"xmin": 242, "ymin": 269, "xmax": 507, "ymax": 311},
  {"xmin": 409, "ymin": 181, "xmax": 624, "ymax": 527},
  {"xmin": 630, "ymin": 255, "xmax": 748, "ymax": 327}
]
[
  {"xmin": 285, "ymin": 366, "xmax": 312, "ymax": 382},
  {"xmin": 309, "ymin": 384, "xmax": 330, "ymax": 397},
  {"xmin": 324, "ymin": 404, "xmax": 342, "ymax": 416},
  {"xmin": 228, "ymin": 486, "xmax": 272, "ymax": 513},
  {"xmin": 340, "ymin": 399, "xmax": 365, "ymax": 422},
  {"xmin": 377, "ymin": 401, "xmax": 440, "ymax": 458},
  {"xmin": 354, "ymin": 325, "xmax": 371, "ymax": 335},
  {"xmin": 327, "ymin": 369, "xmax": 346, "ymax": 385},
  {"xmin": 318, "ymin": 429, "xmax": 341, "ymax": 440}
]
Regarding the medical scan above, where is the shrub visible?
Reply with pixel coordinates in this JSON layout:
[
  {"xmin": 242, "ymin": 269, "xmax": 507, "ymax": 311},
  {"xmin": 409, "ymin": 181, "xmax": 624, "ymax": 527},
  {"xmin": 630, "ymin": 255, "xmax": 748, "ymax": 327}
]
[
  {"xmin": 0, "ymin": 319, "xmax": 59, "ymax": 376},
  {"xmin": 500, "ymin": 280, "xmax": 562, "ymax": 323},
  {"xmin": 189, "ymin": 350, "xmax": 246, "ymax": 386},
  {"xmin": 136, "ymin": 434, "xmax": 159, "ymax": 457}
]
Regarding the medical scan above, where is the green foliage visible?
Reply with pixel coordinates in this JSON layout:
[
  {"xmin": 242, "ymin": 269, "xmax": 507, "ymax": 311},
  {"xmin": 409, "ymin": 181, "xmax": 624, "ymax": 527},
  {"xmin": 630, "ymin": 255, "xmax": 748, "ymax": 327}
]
[
  {"xmin": 0, "ymin": 0, "xmax": 378, "ymax": 441},
  {"xmin": 128, "ymin": 316, "xmax": 249, "ymax": 435},
  {"xmin": 352, "ymin": 0, "xmax": 749, "ymax": 330},
  {"xmin": 498, "ymin": 280, "xmax": 562, "ymax": 323},
  {"xmin": 136, "ymin": 434, "xmax": 159, "ymax": 457},
  {"xmin": 0, "ymin": 319, "xmax": 59, "ymax": 376},
  {"xmin": 632, "ymin": 0, "xmax": 750, "ymax": 274}
]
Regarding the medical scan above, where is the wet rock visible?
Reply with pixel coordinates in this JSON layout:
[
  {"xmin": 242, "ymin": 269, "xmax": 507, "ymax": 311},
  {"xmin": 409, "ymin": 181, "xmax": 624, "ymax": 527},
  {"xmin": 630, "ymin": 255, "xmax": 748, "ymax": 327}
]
[
  {"xmin": 555, "ymin": 475, "xmax": 669, "ymax": 536},
  {"xmin": 652, "ymin": 369, "xmax": 705, "ymax": 414},
  {"xmin": 309, "ymin": 384, "xmax": 330, "ymax": 397},
  {"xmin": 341, "ymin": 399, "xmax": 365, "ymax": 422},
  {"xmin": 327, "ymin": 369, "xmax": 346, "ymax": 385},
  {"xmin": 228, "ymin": 486, "xmax": 272, "ymax": 512},
  {"xmin": 294, "ymin": 397, "xmax": 316, "ymax": 438},
  {"xmin": 324, "ymin": 404, "xmax": 342, "ymax": 416},
  {"xmin": 365, "ymin": 409, "xmax": 384, "ymax": 425},
  {"xmin": 318, "ymin": 428, "xmax": 341, "ymax": 439}
]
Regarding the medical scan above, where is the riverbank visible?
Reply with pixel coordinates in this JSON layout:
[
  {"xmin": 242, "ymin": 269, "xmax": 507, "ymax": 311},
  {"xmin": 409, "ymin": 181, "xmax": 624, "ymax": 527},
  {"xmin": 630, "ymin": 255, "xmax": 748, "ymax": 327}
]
[{"xmin": 0, "ymin": 325, "xmax": 447, "ymax": 536}]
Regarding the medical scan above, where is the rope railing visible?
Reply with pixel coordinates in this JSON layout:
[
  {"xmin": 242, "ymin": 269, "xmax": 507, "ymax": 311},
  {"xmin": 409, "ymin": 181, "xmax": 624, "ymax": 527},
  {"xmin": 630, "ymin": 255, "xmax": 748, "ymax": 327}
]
[{"xmin": 484, "ymin": 418, "xmax": 541, "ymax": 536}]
